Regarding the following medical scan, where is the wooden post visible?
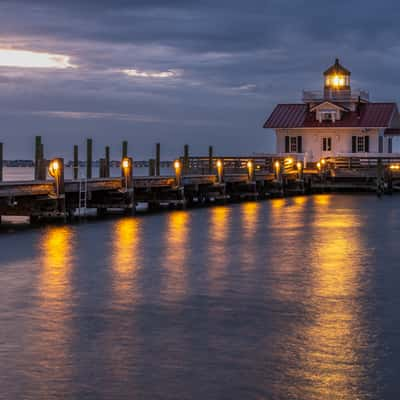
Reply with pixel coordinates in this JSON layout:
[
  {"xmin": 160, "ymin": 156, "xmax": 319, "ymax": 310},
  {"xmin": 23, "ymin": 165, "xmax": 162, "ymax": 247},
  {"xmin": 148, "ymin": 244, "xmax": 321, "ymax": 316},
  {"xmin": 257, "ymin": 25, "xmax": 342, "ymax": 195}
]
[
  {"xmin": 86, "ymin": 138, "xmax": 92, "ymax": 179},
  {"xmin": 175, "ymin": 160, "xmax": 182, "ymax": 186},
  {"xmin": 73, "ymin": 145, "xmax": 79, "ymax": 180},
  {"xmin": 34, "ymin": 136, "xmax": 42, "ymax": 180},
  {"xmin": 0, "ymin": 142, "xmax": 3, "ymax": 182},
  {"xmin": 58, "ymin": 158, "xmax": 65, "ymax": 215},
  {"xmin": 376, "ymin": 159, "xmax": 384, "ymax": 196},
  {"xmin": 216, "ymin": 159, "xmax": 224, "ymax": 183},
  {"xmin": 122, "ymin": 140, "xmax": 128, "ymax": 159},
  {"xmin": 50, "ymin": 158, "xmax": 65, "ymax": 214},
  {"xmin": 122, "ymin": 140, "xmax": 128, "ymax": 177},
  {"xmin": 38, "ymin": 142, "xmax": 46, "ymax": 180},
  {"xmin": 99, "ymin": 158, "xmax": 106, "ymax": 178},
  {"xmin": 156, "ymin": 142, "xmax": 161, "ymax": 176},
  {"xmin": 121, "ymin": 157, "xmax": 134, "ymax": 215},
  {"xmin": 105, "ymin": 146, "xmax": 110, "ymax": 178},
  {"xmin": 149, "ymin": 159, "xmax": 155, "ymax": 176},
  {"xmin": 208, "ymin": 146, "xmax": 213, "ymax": 174},
  {"xmin": 183, "ymin": 144, "xmax": 189, "ymax": 174}
]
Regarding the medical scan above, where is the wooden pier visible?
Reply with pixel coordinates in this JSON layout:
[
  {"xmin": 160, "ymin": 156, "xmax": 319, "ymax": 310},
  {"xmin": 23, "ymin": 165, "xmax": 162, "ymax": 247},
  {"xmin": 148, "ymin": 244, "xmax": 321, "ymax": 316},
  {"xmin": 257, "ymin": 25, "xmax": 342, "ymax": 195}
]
[{"xmin": 1, "ymin": 138, "xmax": 400, "ymax": 223}]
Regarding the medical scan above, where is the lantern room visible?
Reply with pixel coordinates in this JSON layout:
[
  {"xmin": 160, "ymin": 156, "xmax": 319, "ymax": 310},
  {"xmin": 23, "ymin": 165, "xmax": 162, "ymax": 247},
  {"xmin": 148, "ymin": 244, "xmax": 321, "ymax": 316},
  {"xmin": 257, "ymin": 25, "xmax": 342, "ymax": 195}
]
[{"xmin": 323, "ymin": 58, "xmax": 351, "ymax": 90}]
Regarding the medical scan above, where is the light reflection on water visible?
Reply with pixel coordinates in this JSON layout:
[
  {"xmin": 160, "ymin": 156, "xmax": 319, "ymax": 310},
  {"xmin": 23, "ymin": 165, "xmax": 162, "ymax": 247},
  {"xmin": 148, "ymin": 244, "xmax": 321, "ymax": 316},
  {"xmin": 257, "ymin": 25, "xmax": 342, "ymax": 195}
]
[
  {"xmin": 161, "ymin": 211, "xmax": 190, "ymax": 304},
  {"xmin": 111, "ymin": 218, "xmax": 142, "ymax": 308},
  {"xmin": 29, "ymin": 226, "xmax": 76, "ymax": 399},
  {"xmin": 0, "ymin": 195, "xmax": 398, "ymax": 399}
]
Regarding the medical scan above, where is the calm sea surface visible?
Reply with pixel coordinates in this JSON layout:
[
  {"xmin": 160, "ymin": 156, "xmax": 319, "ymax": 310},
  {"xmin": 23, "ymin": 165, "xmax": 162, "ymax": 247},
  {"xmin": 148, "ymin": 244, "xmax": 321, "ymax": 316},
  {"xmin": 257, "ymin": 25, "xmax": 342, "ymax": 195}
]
[{"xmin": 1, "ymin": 170, "xmax": 400, "ymax": 399}]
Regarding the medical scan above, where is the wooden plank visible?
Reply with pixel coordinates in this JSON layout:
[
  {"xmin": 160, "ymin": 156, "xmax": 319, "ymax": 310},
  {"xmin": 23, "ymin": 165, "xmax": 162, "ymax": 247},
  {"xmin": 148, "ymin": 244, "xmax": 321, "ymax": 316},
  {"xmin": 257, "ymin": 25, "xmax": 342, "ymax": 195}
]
[
  {"xmin": 0, "ymin": 181, "xmax": 54, "ymax": 197},
  {"xmin": 224, "ymin": 174, "xmax": 249, "ymax": 183}
]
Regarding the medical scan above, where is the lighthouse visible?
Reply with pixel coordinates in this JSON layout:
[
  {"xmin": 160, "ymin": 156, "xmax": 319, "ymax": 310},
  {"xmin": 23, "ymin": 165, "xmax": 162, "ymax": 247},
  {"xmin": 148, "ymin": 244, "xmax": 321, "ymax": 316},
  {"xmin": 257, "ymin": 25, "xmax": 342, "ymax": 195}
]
[{"xmin": 264, "ymin": 59, "xmax": 400, "ymax": 162}]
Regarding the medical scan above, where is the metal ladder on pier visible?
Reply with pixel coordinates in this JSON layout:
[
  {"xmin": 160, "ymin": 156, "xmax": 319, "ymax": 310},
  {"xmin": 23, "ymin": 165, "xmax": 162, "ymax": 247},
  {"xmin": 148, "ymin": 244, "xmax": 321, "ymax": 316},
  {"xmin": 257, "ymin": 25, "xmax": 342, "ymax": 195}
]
[{"xmin": 78, "ymin": 176, "xmax": 88, "ymax": 217}]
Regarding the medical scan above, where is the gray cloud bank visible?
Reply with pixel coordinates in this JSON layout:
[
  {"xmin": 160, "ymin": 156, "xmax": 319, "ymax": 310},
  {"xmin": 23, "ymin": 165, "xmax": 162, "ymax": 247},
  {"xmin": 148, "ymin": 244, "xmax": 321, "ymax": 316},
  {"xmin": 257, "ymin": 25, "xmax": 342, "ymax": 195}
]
[{"xmin": 1, "ymin": 0, "xmax": 400, "ymax": 159}]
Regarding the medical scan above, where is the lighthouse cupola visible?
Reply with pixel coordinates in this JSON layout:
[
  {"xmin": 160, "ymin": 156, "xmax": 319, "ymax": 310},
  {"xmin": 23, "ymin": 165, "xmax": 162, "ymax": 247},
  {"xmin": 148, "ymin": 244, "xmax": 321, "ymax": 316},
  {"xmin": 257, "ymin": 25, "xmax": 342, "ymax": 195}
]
[{"xmin": 323, "ymin": 58, "xmax": 351, "ymax": 92}]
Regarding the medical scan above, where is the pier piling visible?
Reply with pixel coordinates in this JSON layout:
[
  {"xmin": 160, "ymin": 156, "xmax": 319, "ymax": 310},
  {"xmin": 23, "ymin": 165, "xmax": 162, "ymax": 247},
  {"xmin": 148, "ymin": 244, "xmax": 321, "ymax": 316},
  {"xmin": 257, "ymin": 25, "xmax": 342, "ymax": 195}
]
[
  {"xmin": 105, "ymin": 146, "xmax": 110, "ymax": 178},
  {"xmin": 73, "ymin": 145, "xmax": 79, "ymax": 179},
  {"xmin": 34, "ymin": 136, "xmax": 46, "ymax": 180},
  {"xmin": 149, "ymin": 159, "xmax": 155, "ymax": 176},
  {"xmin": 183, "ymin": 144, "xmax": 189, "ymax": 174},
  {"xmin": 86, "ymin": 138, "xmax": 92, "ymax": 179},
  {"xmin": 156, "ymin": 143, "xmax": 161, "ymax": 176},
  {"xmin": 208, "ymin": 146, "xmax": 213, "ymax": 174}
]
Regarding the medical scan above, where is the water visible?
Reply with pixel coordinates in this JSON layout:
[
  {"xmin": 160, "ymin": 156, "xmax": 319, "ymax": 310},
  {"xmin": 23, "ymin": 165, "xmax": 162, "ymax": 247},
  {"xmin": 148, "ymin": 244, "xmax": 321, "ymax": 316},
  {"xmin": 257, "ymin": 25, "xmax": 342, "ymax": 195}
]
[{"xmin": 1, "ymin": 193, "xmax": 400, "ymax": 399}]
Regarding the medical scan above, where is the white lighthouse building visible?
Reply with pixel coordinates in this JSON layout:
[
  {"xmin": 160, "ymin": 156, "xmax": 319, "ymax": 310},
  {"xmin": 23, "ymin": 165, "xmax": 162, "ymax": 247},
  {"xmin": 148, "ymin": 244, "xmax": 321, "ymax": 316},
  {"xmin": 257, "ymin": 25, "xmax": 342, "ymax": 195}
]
[{"xmin": 264, "ymin": 59, "xmax": 400, "ymax": 162}]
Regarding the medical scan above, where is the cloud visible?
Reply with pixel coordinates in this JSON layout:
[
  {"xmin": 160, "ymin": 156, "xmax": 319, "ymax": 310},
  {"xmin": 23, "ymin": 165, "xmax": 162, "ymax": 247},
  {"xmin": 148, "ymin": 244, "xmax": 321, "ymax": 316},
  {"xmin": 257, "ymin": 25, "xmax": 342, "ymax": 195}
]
[
  {"xmin": 0, "ymin": 48, "xmax": 76, "ymax": 69},
  {"xmin": 0, "ymin": 0, "xmax": 400, "ymax": 158},
  {"xmin": 122, "ymin": 68, "xmax": 181, "ymax": 79}
]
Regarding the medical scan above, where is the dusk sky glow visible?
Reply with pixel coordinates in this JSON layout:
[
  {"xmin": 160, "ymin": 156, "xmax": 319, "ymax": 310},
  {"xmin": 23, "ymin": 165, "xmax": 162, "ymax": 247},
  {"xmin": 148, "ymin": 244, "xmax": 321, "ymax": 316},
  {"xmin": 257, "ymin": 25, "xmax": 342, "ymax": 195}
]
[{"xmin": 1, "ymin": 0, "xmax": 400, "ymax": 159}]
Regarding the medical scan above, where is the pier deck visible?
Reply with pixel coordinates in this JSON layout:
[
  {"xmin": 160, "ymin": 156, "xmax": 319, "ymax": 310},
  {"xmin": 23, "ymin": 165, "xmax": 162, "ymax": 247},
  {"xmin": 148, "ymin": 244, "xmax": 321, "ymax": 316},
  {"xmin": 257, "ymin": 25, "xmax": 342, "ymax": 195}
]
[{"xmin": 1, "ymin": 138, "xmax": 400, "ymax": 223}]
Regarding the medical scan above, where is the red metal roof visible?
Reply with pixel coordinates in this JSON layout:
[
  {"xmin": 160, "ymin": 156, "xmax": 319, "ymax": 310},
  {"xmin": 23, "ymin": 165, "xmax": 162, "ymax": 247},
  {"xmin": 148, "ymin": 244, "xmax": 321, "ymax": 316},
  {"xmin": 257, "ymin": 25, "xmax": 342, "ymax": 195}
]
[{"xmin": 264, "ymin": 102, "xmax": 398, "ymax": 129}]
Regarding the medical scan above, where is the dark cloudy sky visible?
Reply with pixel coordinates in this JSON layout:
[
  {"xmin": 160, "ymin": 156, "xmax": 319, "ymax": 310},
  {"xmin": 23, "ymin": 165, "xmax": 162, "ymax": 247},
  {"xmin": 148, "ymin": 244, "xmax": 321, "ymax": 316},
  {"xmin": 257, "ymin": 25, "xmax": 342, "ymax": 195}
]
[{"xmin": 1, "ymin": 0, "xmax": 400, "ymax": 160}]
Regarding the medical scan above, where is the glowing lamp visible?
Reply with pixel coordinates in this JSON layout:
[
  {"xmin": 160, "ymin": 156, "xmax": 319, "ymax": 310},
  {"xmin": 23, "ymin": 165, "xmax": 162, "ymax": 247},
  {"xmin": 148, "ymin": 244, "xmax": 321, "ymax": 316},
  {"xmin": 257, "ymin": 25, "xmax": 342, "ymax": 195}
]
[
  {"xmin": 121, "ymin": 158, "xmax": 130, "ymax": 170},
  {"xmin": 247, "ymin": 161, "xmax": 253, "ymax": 169},
  {"xmin": 297, "ymin": 162, "xmax": 302, "ymax": 170},
  {"xmin": 174, "ymin": 160, "xmax": 181, "ymax": 170},
  {"xmin": 317, "ymin": 162, "xmax": 321, "ymax": 170},
  {"xmin": 48, "ymin": 159, "xmax": 60, "ymax": 177},
  {"xmin": 321, "ymin": 159, "xmax": 326, "ymax": 165},
  {"xmin": 216, "ymin": 160, "xmax": 222, "ymax": 168}
]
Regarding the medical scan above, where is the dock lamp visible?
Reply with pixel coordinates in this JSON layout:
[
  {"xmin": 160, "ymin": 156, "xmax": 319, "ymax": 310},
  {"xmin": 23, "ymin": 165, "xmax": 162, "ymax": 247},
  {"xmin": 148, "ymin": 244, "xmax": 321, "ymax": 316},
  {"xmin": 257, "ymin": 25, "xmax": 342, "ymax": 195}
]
[
  {"xmin": 296, "ymin": 161, "xmax": 303, "ymax": 179},
  {"xmin": 174, "ymin": 159, "xmax": 182, "ymax": 186},
  {"xmin": 216, "ymin": 159, "xmax": 223, "ymax": 183},
  {"xmin": 48, "ymin": 159, "xmax": 61, "ymax": 197},
  {"xmin": 247, "ymin": 160, "xmax": 254, "ymax": 181},
  {"xmin": 274, "ymin": 160, "xmax": 281, "ymax": 179},
  {"xmin": 121, "ymin": 157, "xmax": 131, "ymax": 191}
]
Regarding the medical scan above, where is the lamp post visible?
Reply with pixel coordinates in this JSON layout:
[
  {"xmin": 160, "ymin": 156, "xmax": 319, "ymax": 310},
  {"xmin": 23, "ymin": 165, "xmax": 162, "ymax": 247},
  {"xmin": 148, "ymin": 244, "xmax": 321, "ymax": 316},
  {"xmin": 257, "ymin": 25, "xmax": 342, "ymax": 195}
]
[
  {"xmin": 216, "ymin": 159, "xmax": 223, "ymax": 183},
  {"xmin": 247, "ymin": 160, "xmax": 254, "ymax": 181},
  {"xmin": 274, "ymin": 160, "xmax": 281, "ymax": 180},
  {"xmin": 121, "ymin": 157, "xmax": 132, "ymax": 191},
  {"xmin": 48, "ymin": 159, "xmax": 61, "ymax": 197},
  {"xmin": 297, "ymin": 161, "xmax": 303, "ymax": 180},
  {"xmin": 174, "ymin": 159, "xmax": 182, "ymax": 186}
]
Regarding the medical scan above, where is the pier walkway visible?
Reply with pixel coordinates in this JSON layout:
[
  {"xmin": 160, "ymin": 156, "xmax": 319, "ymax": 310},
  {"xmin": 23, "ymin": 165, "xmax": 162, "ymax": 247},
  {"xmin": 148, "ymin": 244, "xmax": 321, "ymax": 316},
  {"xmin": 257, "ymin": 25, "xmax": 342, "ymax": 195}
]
[{"xmin": 1, "ymin": 138, "xmax": 400, "ymax": 223}]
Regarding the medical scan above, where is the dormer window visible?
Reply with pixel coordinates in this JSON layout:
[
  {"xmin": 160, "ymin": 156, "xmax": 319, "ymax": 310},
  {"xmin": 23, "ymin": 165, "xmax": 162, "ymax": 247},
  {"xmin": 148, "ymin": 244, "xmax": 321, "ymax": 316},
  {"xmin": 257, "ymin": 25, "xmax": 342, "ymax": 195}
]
[
  {"xmin": 318, "ymin": 109, "xmax": 336, "ymax": 123},
  {"xmin": 321, "ymin": 111, "xmax": 334, "ymax": 121},
  {"xmin": 310, "ymin": 101, "xmax": 347, "ymax": 123}
]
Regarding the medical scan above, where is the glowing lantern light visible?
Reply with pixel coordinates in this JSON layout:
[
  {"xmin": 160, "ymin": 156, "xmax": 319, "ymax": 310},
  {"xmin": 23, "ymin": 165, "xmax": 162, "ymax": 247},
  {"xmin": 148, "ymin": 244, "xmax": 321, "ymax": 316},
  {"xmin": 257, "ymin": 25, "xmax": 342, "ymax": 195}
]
[
  {"xmin": 121, "ymin": 158, "xmax": 130, "ymax": 170},
  {"xmin": 48, "ymin": 159, "xmax": 60, "ymax": 177}
]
